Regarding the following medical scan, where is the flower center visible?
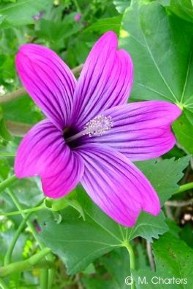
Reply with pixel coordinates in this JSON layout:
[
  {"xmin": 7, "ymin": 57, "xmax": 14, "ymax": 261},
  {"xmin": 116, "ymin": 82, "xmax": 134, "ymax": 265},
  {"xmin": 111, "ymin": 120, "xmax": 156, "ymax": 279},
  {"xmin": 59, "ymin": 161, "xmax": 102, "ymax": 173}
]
[
  {"xmin": 83, "ymin": 115, "xmax": 113, "ymax": 137},
  {"xmin": 65, "ymin": 115, "xmax": 113, "ymax": 144}
]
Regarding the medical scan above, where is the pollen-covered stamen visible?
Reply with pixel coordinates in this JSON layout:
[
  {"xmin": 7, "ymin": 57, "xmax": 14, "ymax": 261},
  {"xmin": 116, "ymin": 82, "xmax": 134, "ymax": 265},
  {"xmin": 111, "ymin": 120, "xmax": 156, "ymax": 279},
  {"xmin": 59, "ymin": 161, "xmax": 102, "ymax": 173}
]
[
  {"xmin": 83, "ymin": 115, "xmax": 113, "ymax": 137},
  {"xmin": 65, "ymin": 115, "xmax": 113, "ymax": 144}
]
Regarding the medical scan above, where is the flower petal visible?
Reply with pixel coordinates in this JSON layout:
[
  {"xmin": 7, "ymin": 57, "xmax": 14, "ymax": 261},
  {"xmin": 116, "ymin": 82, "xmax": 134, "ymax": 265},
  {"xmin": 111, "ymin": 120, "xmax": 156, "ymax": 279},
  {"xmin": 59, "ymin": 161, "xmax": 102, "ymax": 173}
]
[
  {"xmin": 86, "ymin": 101, "xmax": 181, "ymax": 161},
  {"xmin": 16, "ymin": 44, "xmax": 76, "ymax": 129},
  {"xmin": 78, "ymin": 144, "xmax": 160, "ymax": 227},
  {"xmin": 15, "ymin": 120, "xmax": 84, "ymax": 198},
  {"xmin": 73, "ymin": 31, "xmax": 133, "ymax": 128},
  {"xmin": 41, "ymin": 150, "xmax": 83, "ymax": 198}
]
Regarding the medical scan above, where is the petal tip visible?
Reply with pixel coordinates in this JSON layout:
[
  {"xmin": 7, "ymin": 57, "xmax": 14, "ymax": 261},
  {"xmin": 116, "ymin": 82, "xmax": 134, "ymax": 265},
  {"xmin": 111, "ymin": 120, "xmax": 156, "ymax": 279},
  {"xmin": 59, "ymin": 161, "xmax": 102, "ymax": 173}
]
[
  {"xmin": 15, "ymin": 44, "xmax": 33, "ymax": 71},
  {"xmin": 162, "ymin": 101, "xmax": 182, "ymax": 121},
  {"xmin": 175, "ymin": 104, "xmax": 183, "ymax": 118},
  {"xmin": 97, "ymin": 31, "xmax": 118, "ymax": 48},
  {"xmin": 16, "ymin": 44, "xmax": 33, "ymax": 59},
  {"xmin": 144, "ymin": 198, "xmax": 161, "ymax": 217},
  {"xmin": 102, "ymin": 30, "xmax": 117, "ymax": 39}
]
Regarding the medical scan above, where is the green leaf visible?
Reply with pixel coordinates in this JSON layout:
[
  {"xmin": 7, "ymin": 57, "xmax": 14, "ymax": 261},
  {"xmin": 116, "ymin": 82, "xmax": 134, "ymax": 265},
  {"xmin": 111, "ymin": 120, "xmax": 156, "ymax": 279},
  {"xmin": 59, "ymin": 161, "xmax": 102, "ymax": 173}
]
[
  {"xmin": 39, "ymin": 205, "xmax": 123, "ymax": 275},
  {"xmin": 0, "ymin": 108, "xmax": 12, "ymax": 141},
  {"xmin": 0, "ymin": 118, "xmax": 12, "ymax": 141},
  {"xmin": 84, "ymin": 16, "xmax": 122, "ymax": 34},
  {"xmin": 152, "ymin": 233, "xmax": 193, "ymax": 288},
  {"xmin": 82, "ymin": 248, "xmax": 130, "ymax": 289},
  {"xmin": 132, "ymin": 233, "xmax": 193, "ymax": 288},
  {"xmin": 2, "ymin": 95, "xmax": 42, "ymax": 124},
  {"xmin": 0, "ymin": 0, "xmax": 52, "ymax": 27},
  {"xmin": 113, "ymin": 0, "xmax": 131, "ymax": 13},
  {"xmin": 136, "ymin": 156, "xmax": 190, "ymax": 204},
  {"xmin": 128, "ymin": 212, "xmax": 168, "ymax": 242},
  {"xmin": 180, "ymin": 224, "xmax": 193, "ymax": 248},
  {"xmin": 82, "ymin": 276, "xmax": 116, "ymax": 289},
  {"xmin": 165, "ymin": 219, "xmax": 181, "ymax": 239},
  {"xmin": 77, "ymin": 187, "xmax": 168, "ymax": 243},
  {"xmin": 39, "ymin": 188, "xmax": 168, "ymax": 274},
  {"xmin": 37, "ymin": 13, "xmax": 83, "ymax": 51},
  {"xmin": 45, "ymin": 196, "xmax": 85, "ymax": 219},
  {"xmin": 0, "ymin": 151, "xmax": 15, "ymax": 157},
  {"xmin": 38, "ymin": 145, "xmax": 189, "ymax": 276},
  {"xmin": 0, "ymin": 230, "xmax": 27, "ymax": 266},
  {"xmin": 173, "ymin": 109, "xmax": 193, "ymax": 153},
  {"xmin": 159, "ymin": 0, "xmax": 193, "ymax": 23},
  {"xmin": 102, "ymin": 248, "xmax": 133, "ymax": 289},
  {"xmin": 120, "ymin": 1, "xmax": 193, "ymax": 154}
]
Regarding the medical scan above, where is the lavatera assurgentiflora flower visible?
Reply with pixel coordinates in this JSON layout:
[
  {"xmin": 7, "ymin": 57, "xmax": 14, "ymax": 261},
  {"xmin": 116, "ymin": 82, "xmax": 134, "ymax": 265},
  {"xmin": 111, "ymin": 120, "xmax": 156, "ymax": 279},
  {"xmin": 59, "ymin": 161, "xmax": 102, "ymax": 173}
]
[{"xmin": 15, "ymin": 32, "xmax": 181, "ymax": 227}]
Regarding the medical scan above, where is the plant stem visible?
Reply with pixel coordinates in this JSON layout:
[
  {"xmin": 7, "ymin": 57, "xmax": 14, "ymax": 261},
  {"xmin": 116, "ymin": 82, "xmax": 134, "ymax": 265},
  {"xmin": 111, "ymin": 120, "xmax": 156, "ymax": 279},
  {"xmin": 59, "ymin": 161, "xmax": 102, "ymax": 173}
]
[
  {"xmin": 166, "ymin": 198, "xmax": 193, "ymax": 207},
  {"xmin": 72, "ymin": 63, "xmax": 83, "ymax": 75},
  {"xmin": 125, "ymin": 241, "xmax": 135, "ymax": 271},
  {"xmin": 124, "ymin": 241, "xmax": 135, "ymax": 289},
  {"xmin": 146, "ymin": 241, "xmax": 155, "ymax": 271},
  {"xmin": 0, "ymin": 87, "xmax": 26, "ymax": 104},
  {"xmin": 0, "ymin": 152, "xmax": 15, "ymax": 157},
  {"xmin": 4, "ymin": 214, "xmax": 31, "ymax": 265},
  {"xmin": 73, "ymin": 0, "xmax": 81, "ymax": 13},
  {"xmin": 40, "ymin": 269, "xmax": 48, "ymax": 289},
  {"xmin": 177, "ymin": 182, "xmax": 193, "ymax": 194},
  {"xmin": 5, "ymin": 188, "xmax": 44, "ymax": 247},
  {"xmin": 4, "ymin": 198, "xmax": 44, "ymax": 266},
  {"xmin": 48, "ymin": 267, "xmax": 55, "ymax": 289},
  {"xmin": 5, "ymin": 188, "xmax": 53, "ymax": 287},
  {"xmin": 6, "ymin": 120, "xmax": 32, "ymax": 137},
  {"xmin": 0, "ymin": 175, "xmax": 17, "ymax": 194},
  {"xmin": 0, "ymin": 248, "xmax": 51, "ymax": 277},
  {"xmin": 0, "ymin": 278, "xmax": 9, "ymax": 289},
  {"xmin": 1, "ymin": 205, "xmax": 44, "ymax": 217}
]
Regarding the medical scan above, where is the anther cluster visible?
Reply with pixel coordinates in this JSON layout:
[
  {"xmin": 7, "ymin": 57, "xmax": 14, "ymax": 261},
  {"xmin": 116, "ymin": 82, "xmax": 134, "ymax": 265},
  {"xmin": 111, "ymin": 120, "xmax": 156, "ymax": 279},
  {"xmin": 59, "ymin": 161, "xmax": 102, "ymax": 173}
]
[{"xmin": 84, "ymin": 115, "xmax": 113, "ymax": 137}]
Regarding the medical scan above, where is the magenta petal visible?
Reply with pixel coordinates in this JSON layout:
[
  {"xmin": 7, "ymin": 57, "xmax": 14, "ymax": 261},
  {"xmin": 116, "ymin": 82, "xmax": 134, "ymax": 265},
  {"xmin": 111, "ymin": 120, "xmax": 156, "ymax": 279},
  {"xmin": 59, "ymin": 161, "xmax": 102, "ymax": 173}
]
[
  {"xmin": 15, "ymin": 120, "xmax": 84, "ymax": 197},
  {"xmin": 73, "ymin": 31, "xmax": 133, "ymax": 128},
  {"xmin": 16, "ymin": 44, "xmax": 76, "ymax": 129},
  {"xmin": 78, "ymin": 145, "xmax": 160, "ymax": 227},
  {"xmin": 41, "ymin": 150, "xmax": 83, "ymax": 198},
  {"xmin": 86, "ymin": 101, "xmax": 181, "ymax": 161}
]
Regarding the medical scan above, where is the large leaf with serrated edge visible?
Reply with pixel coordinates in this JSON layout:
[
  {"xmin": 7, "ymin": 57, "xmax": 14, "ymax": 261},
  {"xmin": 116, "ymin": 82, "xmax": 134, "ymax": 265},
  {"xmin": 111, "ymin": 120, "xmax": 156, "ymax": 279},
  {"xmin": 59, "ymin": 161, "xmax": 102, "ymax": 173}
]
[
  {"xmin": 120, "ymin": 0, "xmax": 193, "ymax": 153},
  {"xmin": 38, "ymin": 189, "xmax": 167, "ymax": 274}
]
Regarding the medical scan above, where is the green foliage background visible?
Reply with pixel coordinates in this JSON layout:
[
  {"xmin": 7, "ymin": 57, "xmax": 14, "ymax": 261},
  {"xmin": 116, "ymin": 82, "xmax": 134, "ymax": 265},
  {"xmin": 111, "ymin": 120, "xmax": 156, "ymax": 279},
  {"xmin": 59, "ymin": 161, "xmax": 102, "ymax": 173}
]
[{"xmin": 1, "ymin": 0, "xmax": 193, "ymax": 288}]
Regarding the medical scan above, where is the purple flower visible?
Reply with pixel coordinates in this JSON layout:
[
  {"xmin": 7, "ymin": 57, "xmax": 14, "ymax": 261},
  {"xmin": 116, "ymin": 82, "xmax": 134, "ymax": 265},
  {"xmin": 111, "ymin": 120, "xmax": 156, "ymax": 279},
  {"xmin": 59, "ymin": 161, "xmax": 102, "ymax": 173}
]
[
  {"xmin": 15, "ymin": 32, "xmax": 181, "ymax": 227},
  {"xmin": 33, "ymin": 10, "xmax": 45, "ymax": 21},
  {"xmin": 74, "ymin": 13, "xmax": 81, "ymax": 22}
]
